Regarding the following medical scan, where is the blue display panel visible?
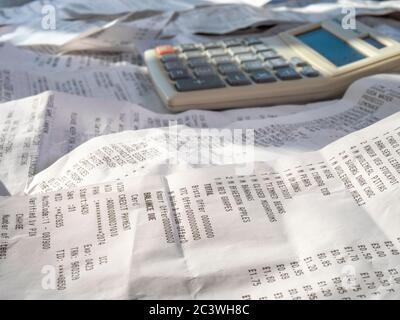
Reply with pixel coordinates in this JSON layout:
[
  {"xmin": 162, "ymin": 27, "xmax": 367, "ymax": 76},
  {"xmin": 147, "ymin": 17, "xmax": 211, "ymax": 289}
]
[{"xmin": 296, "ymin": 28, "xmax": 366, "ymax": 67}]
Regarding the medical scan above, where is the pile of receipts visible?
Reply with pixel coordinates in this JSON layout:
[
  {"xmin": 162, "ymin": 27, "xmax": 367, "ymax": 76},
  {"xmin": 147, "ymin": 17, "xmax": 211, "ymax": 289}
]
[{"xmin": 1, "ymin": 0, "xmax": 400, "ymax": 300}]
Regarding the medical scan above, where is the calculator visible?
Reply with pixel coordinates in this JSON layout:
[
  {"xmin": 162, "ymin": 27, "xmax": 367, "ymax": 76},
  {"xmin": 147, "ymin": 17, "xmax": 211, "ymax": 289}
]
[{"xmin": 144, "ymin": 19, "xmax": 400, "ymax": 112}]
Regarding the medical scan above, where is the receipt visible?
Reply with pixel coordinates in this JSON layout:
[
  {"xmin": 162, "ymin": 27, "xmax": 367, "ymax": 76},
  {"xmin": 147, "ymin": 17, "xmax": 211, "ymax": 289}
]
[
  {"xmin": 0, "ymin": 43, "xmax": 142, "ymax": 72},
  {"xmin": 2, "ymin": 103, "xmax": 400, "ymax": 299},
  {"xmin": 1, "ymin": 74, "xmax": 399, "ymax": 195},
  {"xmin": 26, "ymin": 74, "xmax": 400, "ymax": 194},
  {"xmin": 56, "ymin": 0, "xmax": 197, "ymax": 19},
  {"xmin": 162, "ymin": 1, "xmax": 400, "ymax": 35},
  {"xmin": 163, "ymin": 111, "xmax": 400, "ymax": 299},
  {"xmin": 0, "ymin": 64, "xmax": 165, "ymax": 111},
  {"xmin": 0, "ymin": 94, "xmax": 48, "ymax": 196},
  {"xmin": 0, "ymin": 86, "xmax": 325, "ymax": 195},
  {"xmin": 162, "ymin": 4, "xmax": 280, "ymax": 36},
  {"xmin": 34, "ymin": 90, "xmax": 328, "ymax": 169},
  {"xmin": 0, "ymin": 9, "xmax": 169, "ymax": 55},
  {"xmin": 0, "ymin": 0, "xmax": 68, "ymax": 26},
  {"xmin": 59, "ymin": 12, "xmax": 174, "ymax": 54},
  {"xmin": 2, "ymin": 0, "xmax": 400, "ymax": 301},
  {"xmin": 267, "ymin": 0, "xmax": 400, "ymax": 23},
  {"xmin": 0, "ymin": 19, "xmax": 108, "ymax": 47}
]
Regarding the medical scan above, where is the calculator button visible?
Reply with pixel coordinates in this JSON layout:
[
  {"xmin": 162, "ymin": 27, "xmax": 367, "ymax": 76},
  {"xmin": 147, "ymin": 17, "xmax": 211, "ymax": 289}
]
[
  {"xmin": 175, "ymin": 76, "xmax": 226, "ymax": 91},
  {"xmin": 183, "ymin": 51, "xmax": 204, "ymax": 59},
  {"xmin": 206, "ymin": 49, "xmax": 227, "ymax": 57},
  {"xmin": 251, "ymin": 70, "xmax": 277, "ymax": 83},
  {"xmin": 160, "ymin": 54, "xmax": 179, "ymax": 63},
  {"xmin": 156, "ymin": 45, "xmax": 176, "ymax": 56},
  {"xmin": 235, "ymin": 53, "xmax": 259, "ymax": 64},
  {"xmin": 187, "ymin": 58, "xmax": 210, "ymax": 68},
  {"xmin": 265, "ymin": 58, "xmax": 290, "ymax": 69},
  {"xmin": 275, "ymin": 67, "xmax": 302, "ymax": 80},
  {"xmin": 217, "ymin": 63, "xmax": 240, "ymax": 75},
  {"xmin": 203, "ymin": 42, "xmax": 224, "ymax": 50},
  {"xmin": 168, "ymin": 69, "xmax": 191, "ymax": 80},
  {"xmin": 212, "ymin": 55, "xmax": 232, "ymax": 64},
  {"xmin": 228, "ymin": 46, "xmax": 251, "ymax": 55},
  {"xmin": 223, "ymin": 39, "xmax": 243, "ymax": 47},
  {"xmin": 251, "ymin": 44, "xmax": 271, "ymax": 53},
  {"xmin": 258, "ymin": 50, "xmax": 280, "ymax": 60},
  {"xmin": 290, "ymin": 57, "xmax": 308, "ymax": 67},
  {"xmin": 301, "ymin": 66, "xmax": 320, "ymax": 78},
  {"xmin": 164, "ymin": 61, "xmax": 185, "ymax": 71},
  {"xmin": 193, "ymin": 66, "xmax": 216, "ymax": 77},
  {"xmin": 178, "ymin": 43, "xmax": 200, "ymax": 52},
  {"xmin": 226, "ymin": 72, "xmax": 252, "ymax": 86},
  {"xmin": 243, "ymin": 37, "xmax": 263, "ymax": 46},
  {"xmin": 241, "ymin": 60, "xmax": 264, "ymax": 72}
]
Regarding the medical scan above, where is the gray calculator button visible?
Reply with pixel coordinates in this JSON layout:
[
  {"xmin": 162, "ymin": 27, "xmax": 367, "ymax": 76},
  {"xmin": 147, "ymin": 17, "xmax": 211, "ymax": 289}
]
[
  {"xmin": 193, "ymin": 66, "xmax": 216, "ymax": 77},
  {"xmin": 168, "ymin": 69, "xmax": 191, "ymax": 80},
  {"xmin": 183, "ymin": 51, "xmax": 204, "ymax": 59},
  {"xmin": 251, "ymin": 70, "xmax": 277, "ymax": 83},
  {"xmin": 251, "ymin": 44, "xmax": 271, "ymax": 53},
  {"xmin": 265, "ymin": 58, "xmax": 289, "ymax": 69},
  {"xmin": 188, "ymin": 58, "xmax": 210, "ymax": 68},
  {"xmin": 242, "ymin": 60, "xmax": 263, "ymax": 72},
  {"xmin": 235, "ymin": 53, "xmax": 259, "ymax": 63},
  {"xmin": 301, "ymin": 66, "xmax": 320, "ymax": 77},
  {"xmin": 218, "ymin": 63, "xmax": 240, "ymax": 75},
  {"xmin": 203, "ymin": 42, "xmax": 224, "ymax": 50},
  {"xmin": 243, "ymin": 37, "xmax": 263, "ymax": 46},
  {"xmin": 226, "ymin": 72, "xmax": 252, "ymax": 86},
  {"xmin": 160, "ymin": 54, "xmax": 179, "ymax": 63},
  {"xmin": 164, "ymin": 61, "xmax": 185, "ymax": 71},
  {"xmin": 223, "ymin": 39, "xmax": 243, "ymax": 47},
  {"xmin": 212, "ymin": 55, "xmax": 232, "ymax": 64},
  {"xmin": 275, "ymin": 67, "xmax": 302, "ymax": 80},
  {"xmin": 290, "ymin": 57, "xmax": 308, "ymax": 67},
  {"xmin": 175, "ymin": 75, "xmax": 226, "ymax": 91},
  {"xmin": 178, "ymin": 43, "xmax": 200, "ymax": 52},
  {"xmin": 259, "ymin": 50, "xmax": 280, "ymax": 60},
  {"xmin": 228, "ymin": 46, "xmax": 251, "ymax": 55},
  {"xmin": 207, "ymin": 48, "xmax": 227, "ymax": 57}
]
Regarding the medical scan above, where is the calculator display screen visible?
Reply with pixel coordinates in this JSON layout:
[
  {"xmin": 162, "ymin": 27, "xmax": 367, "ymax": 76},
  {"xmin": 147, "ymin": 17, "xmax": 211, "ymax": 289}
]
[{"xmin": 296, "ymin": 27, "xmax": 366, "ymax": 67}]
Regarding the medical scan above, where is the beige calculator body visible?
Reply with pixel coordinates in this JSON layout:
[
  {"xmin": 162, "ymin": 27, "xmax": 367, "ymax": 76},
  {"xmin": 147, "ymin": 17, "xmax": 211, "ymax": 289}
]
[{"xmin": 145, "ymin": 19, "xmax": 400, "ymax": 112}]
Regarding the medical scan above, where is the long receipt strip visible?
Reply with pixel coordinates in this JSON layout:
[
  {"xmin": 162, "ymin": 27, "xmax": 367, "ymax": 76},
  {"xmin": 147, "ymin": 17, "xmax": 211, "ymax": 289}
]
[
  {"xmin": 26, "ymin": 74, "xmax": 400, "ymax": 194},
  {"xmin": 2, "ymin": 101, "xmax": 400, "ymax": 299},
  {"xmin": 0, "ymin": 87, "xmax": 327, "ymax": 195},
  {"xmin": 1, "ymin": 73, "xmax": 398, "ymax": 195},
  {"xmin": 0, "ymin": 64, "xmax": 166, "ymax": 111},
  {"xmin": 0, "ymin": 43, "xmax": 143, "ymax": 72}
]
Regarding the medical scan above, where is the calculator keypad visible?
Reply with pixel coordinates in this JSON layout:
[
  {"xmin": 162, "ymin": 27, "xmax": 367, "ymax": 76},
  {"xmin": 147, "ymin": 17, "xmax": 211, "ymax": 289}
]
[{"xmin": 156, "ymin": 37, "xmax": 320, "ymax": 92}]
